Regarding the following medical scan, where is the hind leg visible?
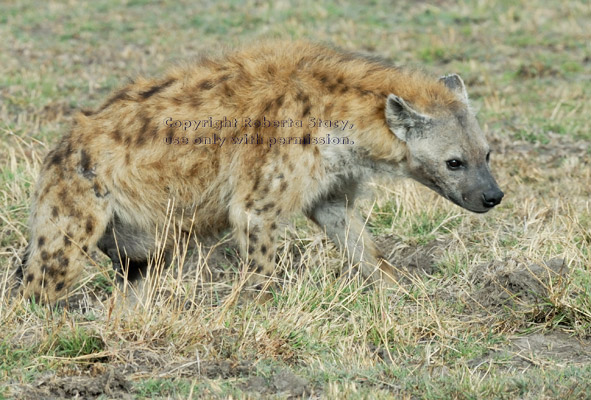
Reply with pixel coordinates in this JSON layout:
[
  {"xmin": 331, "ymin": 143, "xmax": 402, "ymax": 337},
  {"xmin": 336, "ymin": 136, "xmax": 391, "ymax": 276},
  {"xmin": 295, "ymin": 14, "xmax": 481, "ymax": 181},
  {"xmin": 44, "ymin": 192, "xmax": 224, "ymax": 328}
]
[{"xmin": 21, "ymin": 147, "xmax": 113, "ymax": 303}]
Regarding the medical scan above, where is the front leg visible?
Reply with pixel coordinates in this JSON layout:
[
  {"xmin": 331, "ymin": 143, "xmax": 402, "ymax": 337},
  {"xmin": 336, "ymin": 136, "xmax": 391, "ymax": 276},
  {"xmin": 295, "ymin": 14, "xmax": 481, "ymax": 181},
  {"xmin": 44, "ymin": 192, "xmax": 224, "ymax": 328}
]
[{"xmin": 305, "ymin": 192, "xmax": 395, "ymax": 283}]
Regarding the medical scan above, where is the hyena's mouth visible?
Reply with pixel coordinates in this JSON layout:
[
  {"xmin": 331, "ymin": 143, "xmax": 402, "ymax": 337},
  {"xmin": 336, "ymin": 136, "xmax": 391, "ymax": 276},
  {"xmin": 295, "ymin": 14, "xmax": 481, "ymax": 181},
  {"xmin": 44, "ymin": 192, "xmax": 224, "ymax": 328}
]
[
  {"xmin": 447, "ymin": 194, "xmax": 497, "ymax": 214},
  {"xmin": 426, "ymin": 182, "xmax": 494, "ymax": 214}
]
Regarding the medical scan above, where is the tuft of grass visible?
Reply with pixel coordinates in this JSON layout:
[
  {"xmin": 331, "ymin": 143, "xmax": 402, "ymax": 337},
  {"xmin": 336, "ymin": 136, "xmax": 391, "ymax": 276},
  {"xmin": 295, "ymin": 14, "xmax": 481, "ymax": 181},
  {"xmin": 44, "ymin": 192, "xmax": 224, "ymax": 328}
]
[{"xmin": 45, "ymin": 327, "xmax": 105, "ymax": 359}]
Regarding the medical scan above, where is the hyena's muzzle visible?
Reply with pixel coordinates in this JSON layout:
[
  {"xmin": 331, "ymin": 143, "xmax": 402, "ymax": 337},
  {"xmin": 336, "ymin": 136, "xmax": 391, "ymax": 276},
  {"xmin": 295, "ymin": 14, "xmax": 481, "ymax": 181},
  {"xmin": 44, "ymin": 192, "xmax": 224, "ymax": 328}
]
[{"xmin": 450, "ymin": 165, "xmax": 504, "ymax": 213}]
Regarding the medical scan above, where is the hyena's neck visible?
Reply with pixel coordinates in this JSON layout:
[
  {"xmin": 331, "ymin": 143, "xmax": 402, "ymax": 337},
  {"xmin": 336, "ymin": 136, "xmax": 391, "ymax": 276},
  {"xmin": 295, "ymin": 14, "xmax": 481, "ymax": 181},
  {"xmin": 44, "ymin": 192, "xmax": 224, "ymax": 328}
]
[{"xmin": 279, "ymin": 43, "xmax": 459, "ymax": 163}]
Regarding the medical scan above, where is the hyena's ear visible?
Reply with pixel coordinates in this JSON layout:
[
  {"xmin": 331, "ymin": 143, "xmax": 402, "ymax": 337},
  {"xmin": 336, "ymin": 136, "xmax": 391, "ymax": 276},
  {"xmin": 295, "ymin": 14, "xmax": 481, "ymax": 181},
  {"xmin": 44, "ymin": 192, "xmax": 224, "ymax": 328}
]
[
  {"xmin": 385, "ymin": 94, "xmax": 431, "ymax": 142},
  {"xmin": 439, "ymin": 74, "xmax": 468, "ymax": 103}
]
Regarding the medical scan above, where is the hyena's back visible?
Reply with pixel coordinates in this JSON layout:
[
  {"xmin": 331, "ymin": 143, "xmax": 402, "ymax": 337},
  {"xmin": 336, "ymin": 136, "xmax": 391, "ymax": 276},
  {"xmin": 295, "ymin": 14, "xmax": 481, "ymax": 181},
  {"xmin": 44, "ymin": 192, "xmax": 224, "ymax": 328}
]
[{"xmin": 21, "ymin": 41, "xmax": 467, "ymax": 302}]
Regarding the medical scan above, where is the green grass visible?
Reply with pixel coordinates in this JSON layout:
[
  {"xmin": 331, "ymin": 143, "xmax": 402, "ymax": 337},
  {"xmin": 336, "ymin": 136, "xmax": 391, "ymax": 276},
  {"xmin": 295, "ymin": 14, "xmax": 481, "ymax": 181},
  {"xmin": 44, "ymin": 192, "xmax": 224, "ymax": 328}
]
[
  {"xmin": 0, "ymin": 341, "xmax": 37, "ymax": 383},
  {"xmin": 135, "ymin": 378, "xmax": 193, "ymax": 398},
  {"xmin": 48, "ymin": 327, "xmax": 105, "ymax": 359}
]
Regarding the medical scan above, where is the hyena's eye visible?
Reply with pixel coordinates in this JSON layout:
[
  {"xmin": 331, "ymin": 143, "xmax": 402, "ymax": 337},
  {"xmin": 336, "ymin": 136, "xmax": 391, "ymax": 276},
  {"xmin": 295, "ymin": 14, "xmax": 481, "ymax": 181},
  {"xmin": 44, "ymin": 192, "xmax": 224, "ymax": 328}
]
[{"xmin": 446, "ymin": 159, "xmax": 463, "ymax": 170}]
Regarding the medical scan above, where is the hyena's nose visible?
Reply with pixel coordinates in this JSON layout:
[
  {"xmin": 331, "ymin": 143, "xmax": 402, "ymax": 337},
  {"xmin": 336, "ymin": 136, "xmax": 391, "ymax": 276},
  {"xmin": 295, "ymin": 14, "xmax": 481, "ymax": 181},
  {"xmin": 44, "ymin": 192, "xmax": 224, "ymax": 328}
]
[{"xmin": 482, "ymin": 188, "xmax": 504, "ymax": 208}]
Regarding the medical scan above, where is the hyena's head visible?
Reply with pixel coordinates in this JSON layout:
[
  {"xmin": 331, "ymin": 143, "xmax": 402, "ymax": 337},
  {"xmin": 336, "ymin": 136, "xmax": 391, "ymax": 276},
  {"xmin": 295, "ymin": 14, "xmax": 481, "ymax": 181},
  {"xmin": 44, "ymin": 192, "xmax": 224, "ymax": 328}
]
[{"xmin": 385, "ymin": 74, "xmax": 504, "ymax": 213}]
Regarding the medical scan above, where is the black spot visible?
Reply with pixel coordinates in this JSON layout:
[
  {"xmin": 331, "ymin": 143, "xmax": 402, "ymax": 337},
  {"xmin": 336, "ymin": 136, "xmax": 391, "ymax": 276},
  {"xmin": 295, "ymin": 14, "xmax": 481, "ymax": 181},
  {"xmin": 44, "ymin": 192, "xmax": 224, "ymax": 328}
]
[
  {"xmin": 277, "ymin": 173, "xmax": 284, "ymax": 180},
  {"xmin": 255, "ymin": 263, "xmax": 264, "ymax": 273},
  {"xmin": 136, "ymin": 114, "xmax": 151, "ymax": 147},
  {"xmin": 81, "ymin": 109, "xmax": 95, "ymax": 116},
  {"xmin": 47, "ymin": 150, "xmax": 63, "ymax": 167},
  {"xmin": 63, "ymin": 140, "xmax": 73, "ymax": 157},
  {"xmin": 222, "ymin": 84, "xmax": 234, "ymax": 98},
  {"xmin": 111, "ymin": 128, "xmax": 122, "ymax": 143},
  {"xmin": 139, "ymin": 78, "xmax": 175, "ymax": 99},
  {"xmin": 51, "ymin": 207, "xmax": 59, "ymax": 218},
  {"xmin": 249, "ymin": 233, "xmax": 258, "ymax": 244},
  {"xmin": 16, "ymin": 251, "xmax": 27, "ymax": 282},
  {"xmin": 301, "ymin": 134, "xmax": 310, "ymax": 147},
  {"xmin": 79, "ymin": 150, "xmax": 95, "ymax": 179},
  {"xmin": 261, "ymin": 245, "xmax": 267, "ymax": 255},
  {"xmin": 85, "ymin": 218, "xmax": 94, "ymax": 234},
  {"xmin": 296, "ymin": 91, "xmax": 310, "ymax": 104},
  {"xmin": 41, "ymin": 251, "xmax": 49, "ymax": 261},
  {"xmin": 38, "ymin": 236, "xmax": 46, "ymax": 247},
  {"xmin": 26, "ymin": 273, "xmax": 34, "ymax": 283},
  {"xmin": 64, "ymin": 234, "xmax": 72, "ymax": 247},
  {"xmin": 47, "ymin": 267, "xmax": 58, "ymax": 278},
  {"xmin": 270, "ymin": 222, "xmax": 277, "ymax": 230},
  {"xmin": 248, "ymin": 246, "xmax": 255, "ymax": 255},
  {"xmin": 276, "ymin": 208, "xmax": 282, "ymax": 216},
  {"xmin": 252, "ymin": 175, "xmax": 260, "ymax": 191},
  {"xmin": 302, "ymin": 104, "xmax": 311, "ymax": 117},
  {"xmin": 41, "ymin": 264, "xmax": 48, "ymax": 273},
  {"xmin": 218, "ymin": 74, "xmax": 231, "ymax": 83},
  {"xmin": 199, "ymin": 80, "xmax": 215, "ymax": 90},
  {"xmin": 56, "ymin": 281, "xmax": 65, "ymax": 292},
  {"xmin": 93, "ymin": 182, "xmax": 109, "ymax": 198},
  {"xmin": 280, "ymin": 182, "xmax": 288, "ymax": 192},
  {"xmin": 262, "ymin": 202, "xmax": 275, "ymax": 212},
  {"xmin": 354, "ymin": 86, "xmax": 374, "ymax": 97},
  {"xmin": 99, "ymin": 89, "xmax": 133, "ymax": 112},
  {"xmin": 82, "ymin": 245, "xmax": 88, "ymax": 253},
  {"xmin": 276, "ymin": 95, "xmax": 285, "ymax": 107},
  {"xmin": 246, "ymin": 200, "xmax": 254, "ymax": 209}
]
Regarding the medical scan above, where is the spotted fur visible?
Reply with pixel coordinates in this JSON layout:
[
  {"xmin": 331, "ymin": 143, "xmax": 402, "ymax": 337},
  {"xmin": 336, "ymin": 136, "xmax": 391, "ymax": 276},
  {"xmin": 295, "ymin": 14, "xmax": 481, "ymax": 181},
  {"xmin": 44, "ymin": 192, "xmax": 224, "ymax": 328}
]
[{"xmin": 20, "ymin": 40, "xmax": 502, "ymax": 303}]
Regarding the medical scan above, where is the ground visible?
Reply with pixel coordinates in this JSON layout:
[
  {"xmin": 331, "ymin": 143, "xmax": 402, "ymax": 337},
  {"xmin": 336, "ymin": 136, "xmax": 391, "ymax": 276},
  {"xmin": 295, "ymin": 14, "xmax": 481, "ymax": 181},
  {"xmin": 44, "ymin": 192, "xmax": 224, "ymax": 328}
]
[{"xmin": 1, "ymin": 0, "xmax": 591, "ymax": 399}]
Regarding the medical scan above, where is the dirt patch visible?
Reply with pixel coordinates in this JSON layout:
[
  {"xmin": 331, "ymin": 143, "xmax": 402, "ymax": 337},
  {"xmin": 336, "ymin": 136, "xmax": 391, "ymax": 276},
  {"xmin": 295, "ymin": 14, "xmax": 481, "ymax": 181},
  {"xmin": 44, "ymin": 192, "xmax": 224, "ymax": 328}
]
[
  {"xmin": 376, "ymin": 235, "xmax": 446, "ymax": 277},
  {"xmin": 15, "ymin": 367, "xmax": 132, "ymax": 400},
  {"xmin": 469, "ymin": 331, "xmax": 591, "ymax": 371},
  {"xmin": 162, "ymin": 359, "xmax": 254, "ymax": 380},
  {"xmin": 469, "ymin": 257, "xmax": 568, "ymax": 310},
  {"xmin": 240, "ymin": 369, "xmax": 312, "ymax": 398}
]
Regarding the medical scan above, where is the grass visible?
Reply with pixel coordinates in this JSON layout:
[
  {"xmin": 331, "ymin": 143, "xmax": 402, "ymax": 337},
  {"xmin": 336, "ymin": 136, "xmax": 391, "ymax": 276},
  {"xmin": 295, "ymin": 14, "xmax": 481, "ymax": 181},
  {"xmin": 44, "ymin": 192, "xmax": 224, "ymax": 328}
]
[{"xmin": 2, "ymin": 0, "xmax": 591, "ymax": 398}]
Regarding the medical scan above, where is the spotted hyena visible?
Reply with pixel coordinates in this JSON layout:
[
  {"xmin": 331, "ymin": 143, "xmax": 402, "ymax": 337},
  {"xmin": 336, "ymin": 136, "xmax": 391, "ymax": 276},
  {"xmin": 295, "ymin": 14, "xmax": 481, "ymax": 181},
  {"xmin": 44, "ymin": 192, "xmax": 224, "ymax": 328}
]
[{"xmin": 19, "ymin": 40, "xmax": 503, "ymax": 303}]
